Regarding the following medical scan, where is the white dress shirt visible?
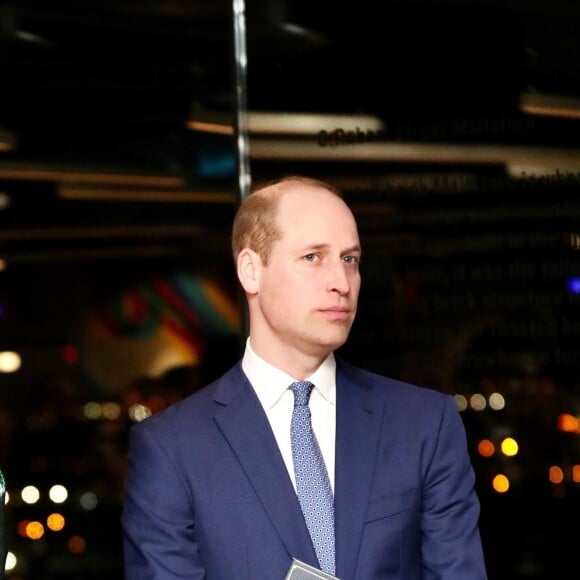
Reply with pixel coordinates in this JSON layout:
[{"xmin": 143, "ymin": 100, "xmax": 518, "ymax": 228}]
[{"xmin": 241, "ymin": 338, "xmax": 336, "ymax": 492}]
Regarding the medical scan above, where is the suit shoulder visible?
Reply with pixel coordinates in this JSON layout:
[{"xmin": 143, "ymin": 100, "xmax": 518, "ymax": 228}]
[{"xmin": 131, "ymin": 362, "xmax": 243, "ymax": 433}]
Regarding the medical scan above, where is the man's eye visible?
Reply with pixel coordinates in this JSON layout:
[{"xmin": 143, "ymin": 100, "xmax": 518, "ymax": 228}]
[
  {"xmin": 343, "ymin": 255, "xmax": 359, "ymax": 264},
  {"xmin": 304, "ymin": 253, "xmax": 316, "ymax": 261}
]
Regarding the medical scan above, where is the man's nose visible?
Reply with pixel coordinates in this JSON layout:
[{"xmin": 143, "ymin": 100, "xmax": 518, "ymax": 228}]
[{"xmin": 327, "ymin": 262, "xmax": 351, "ymax": 294}]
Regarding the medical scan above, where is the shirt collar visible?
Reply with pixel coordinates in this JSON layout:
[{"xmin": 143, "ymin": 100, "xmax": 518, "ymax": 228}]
[{"xmin": 241, "ymin": 337, "xmax": 336, "ymax": 410}]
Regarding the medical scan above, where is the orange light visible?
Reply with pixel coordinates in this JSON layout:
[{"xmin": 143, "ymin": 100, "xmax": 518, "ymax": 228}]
[
  {"xmin": 25, "ymin": 521, "xmax": 44, "ymax": 540},
  {"xmin": 47, "ymin": 513, "xmax": 65, "ymax": 532},
  {"xmin": 549, "ymin": 465, "xmax": 564, "ymax": 484},
  {"xmin": 67, "ymin": 535, "xmax": 86, "ymax": 554},
  {"xmin": 573, "ymin": 465, "xmax": 580, "ymax": 483},
  {"xmin": 492, "ymin": 474, "xmax": 510, "ymax": 493},
  {"xmin": 477, "ymin": 439, "xmax": 495, "ymax": 457},
  {"xmin": 17, "ymin": 520, "xmax": 30, "ymax": 537},
  {"xmin": 557, "ymin": 413, "xmax": 578, "ymax": 433}
]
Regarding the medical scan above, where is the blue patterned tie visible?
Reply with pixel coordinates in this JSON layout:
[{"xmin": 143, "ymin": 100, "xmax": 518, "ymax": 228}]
[{"xmin": 290, "ymin": 381, "xmax": 336, "ymax": 575}]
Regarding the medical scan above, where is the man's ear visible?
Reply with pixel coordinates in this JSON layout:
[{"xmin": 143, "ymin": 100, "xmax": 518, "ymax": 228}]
[{"xmin": 237, "ymin": 248, "xmax": 261, "ymax": 294}]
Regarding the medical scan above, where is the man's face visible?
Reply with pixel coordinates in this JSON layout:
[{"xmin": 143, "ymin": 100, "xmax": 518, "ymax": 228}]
[{"xmin": 255, "ymin": 187, "xmax": 361, "ymax": 358}]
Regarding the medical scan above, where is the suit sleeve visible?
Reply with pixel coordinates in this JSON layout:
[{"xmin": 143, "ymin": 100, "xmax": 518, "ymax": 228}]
[
  {"xmin": 121, "ymin": 420, "xmax": 206, "ymax": 580},
  {"xmin": 421, "ymin": 395, "xmax": 488, "ymax": 579}
]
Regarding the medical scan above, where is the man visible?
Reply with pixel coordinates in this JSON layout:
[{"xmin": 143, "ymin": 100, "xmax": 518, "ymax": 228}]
[{"xmin": 122, "ymin": 175, "xmax": 488, "ymax": 579}]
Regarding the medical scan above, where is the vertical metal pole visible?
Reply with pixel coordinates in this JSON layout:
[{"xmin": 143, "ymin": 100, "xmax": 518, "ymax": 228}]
[
  {"xmin": 232, "ymin": 0, "xmax": 251, "ymax": 342},
  {"xmin": 233, "ymin": 0, "xmax": 251, "ymax": 202},
  {"xmin": 0, "ymin": 470, "xmax": 6, "ymax": 580}
]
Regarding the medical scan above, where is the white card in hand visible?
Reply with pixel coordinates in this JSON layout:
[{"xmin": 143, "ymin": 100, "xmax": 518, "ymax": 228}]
[{"xmin": 284, "ymin": 558, "xmax": 340, "ymax": 580}]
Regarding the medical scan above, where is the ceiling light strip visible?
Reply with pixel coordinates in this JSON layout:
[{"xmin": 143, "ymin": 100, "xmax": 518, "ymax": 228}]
[
  {"xmin": 58, "ymin": 186, "xmax": 236, "ymax": 203},
  {"xmin": 0, "ymin": 163, "xmax": 185, "ymax": 187},
  {"xmin": 248, "ymin": 139, "xmax": 580, "ymax": 166}
]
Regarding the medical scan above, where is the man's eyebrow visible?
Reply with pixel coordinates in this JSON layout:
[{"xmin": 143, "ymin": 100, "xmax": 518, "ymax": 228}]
[
  {"xmin": 301, "ymin": 243, "xmax": 329, "ymax": 251},
  {"xmin": 343, "ymin": 244, "xmax": 362, "ymax": 254},
  {"xmin": 302, "ymin": 243, "xmax": 361, "ymax": 253}
]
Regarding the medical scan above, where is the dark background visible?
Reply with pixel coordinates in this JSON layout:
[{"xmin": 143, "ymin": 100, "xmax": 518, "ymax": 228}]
[{"xmin": 1, "ymin": 1, "xmax": 580, "ymax": 578}]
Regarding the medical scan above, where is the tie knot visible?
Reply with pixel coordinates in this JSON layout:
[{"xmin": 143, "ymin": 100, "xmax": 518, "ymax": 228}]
[{"xmin": 291, "ymin": 381, "xmax": 314, "ymax": 406}]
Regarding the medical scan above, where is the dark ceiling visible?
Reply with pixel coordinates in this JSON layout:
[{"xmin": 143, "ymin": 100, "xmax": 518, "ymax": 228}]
[
  {"xmin": 3, "ymin": 1, "xmax": 580, "ymax": 156},
  {"xmin": 1, "ymin": 0, "xmax": 580, "ymax": 265}
]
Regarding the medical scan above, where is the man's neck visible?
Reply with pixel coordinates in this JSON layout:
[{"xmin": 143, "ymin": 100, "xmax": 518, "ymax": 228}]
[{"xmin": 248, "ymin": 335, "xmax": 330, "ymax": 380}]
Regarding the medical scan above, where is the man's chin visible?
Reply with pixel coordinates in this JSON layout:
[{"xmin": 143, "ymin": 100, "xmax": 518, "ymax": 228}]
[{"xmin": 313, "ymin": 329, "xmax": 351, "ymax": 352}]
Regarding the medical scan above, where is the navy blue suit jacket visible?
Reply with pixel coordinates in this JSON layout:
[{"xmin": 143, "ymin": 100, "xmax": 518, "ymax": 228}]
[{"xmin": 122, "ymin": 358, "xmax": 487, "ymax": 579}]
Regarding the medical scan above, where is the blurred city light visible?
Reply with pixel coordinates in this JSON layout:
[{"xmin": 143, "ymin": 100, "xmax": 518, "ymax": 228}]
[
  {"xmin": 5, "ymin": 552, "xmax": 17, "ymax": 572},
  {"xmin": 67, "ymin": 535, "xmax": 86, "ymax": 554},
  {"xmin": 129, "ymin": 403, "xmax": 152, "ymax": 422},
  {"xmin": 454, "ymin": 394, "xmax": 468, "ymax": 411},
  {"xmin": 501, "ymin": 437, "xmax": 519, "ymax": 457},
  {"xmin": 79, "ymin": 491, "xmax": 98, "ymax": 510},
  {"xmin": 549, "ymin": 466, "xmax": 564, "ymax": 484},
  {"xmin": 478, "ymin": 439, "xmax": 495, "ymax": 457},
  {"xmin": 25, "ymin": 521, "xmax": 44, "ymax": 540},
  {"xmin": 470, "ymin": 393, "xmax": 487, "ymax": 411},
  {"xmin": 21, "ymin": 486, "xmax": 40, "ymax": 504},
  {"xmin": 84, "ymin": 402, "xmax": 102, "ymax": 420},
  {"xmin": 488, "ymin": 392, "xmax": 505, "ymax": 410},
  {"xmin": 557, "ymin": 413, "xmax": 579, "ymax": 433},
  {"xmin": 492, "ymin": 474, "xmax": 510, "ymax": 493},
  {"xmin": 46, "ymin": 513, "xmax": 65, "ymax": 532},
  {"xmin": 48, "ymin": 484, "xmax": 68, "ymax": 504},
  {"xmin": 0, "ymin": 351, "xmax": 21, "ymax": 373},
  {"xmin": 102, "ymin": 401, "xmax": 121, "ymax": 419}
]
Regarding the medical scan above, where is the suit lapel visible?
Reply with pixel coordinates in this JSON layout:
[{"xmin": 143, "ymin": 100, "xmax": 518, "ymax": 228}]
[
  {"xmin": 334, "ymin": 360, "xmax": 385, "ymax": 580},
  {"xmin": 212, "ymin": 365, "xmax": 319, "ymax": 567}
]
